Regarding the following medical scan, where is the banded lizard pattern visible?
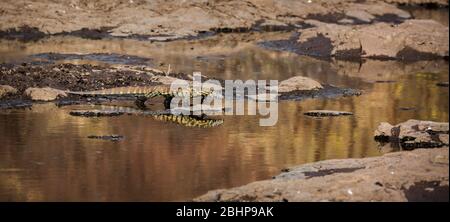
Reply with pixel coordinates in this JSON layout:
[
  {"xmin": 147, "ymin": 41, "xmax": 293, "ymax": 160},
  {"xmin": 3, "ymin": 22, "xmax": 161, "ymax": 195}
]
[{"xmin": 67, "ymin": 85, "xmax": 214, "ymax": 109}]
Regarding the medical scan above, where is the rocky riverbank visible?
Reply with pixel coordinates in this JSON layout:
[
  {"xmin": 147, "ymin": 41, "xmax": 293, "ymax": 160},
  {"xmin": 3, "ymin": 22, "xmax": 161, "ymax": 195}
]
[
  {"xmin": 0, "ymin": 61, "xmax": 364, "ymax": 108},
  {"xmin": 0, "ymin": 0, "xmax": 448, "ymax": 42},
  {"xmin": 195, "ymin": 147, "xmax": 449, "ymax": 202},
  {"xmin": 262, "ymin": 19, "xmax": 449, "ymax": 60}
]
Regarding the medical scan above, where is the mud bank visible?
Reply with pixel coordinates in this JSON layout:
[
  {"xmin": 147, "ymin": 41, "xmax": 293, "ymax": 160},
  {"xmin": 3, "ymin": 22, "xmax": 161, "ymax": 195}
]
[
  {"xmin": 195, "ymin": 147, "xmax": 449, "ymax": 202},
  {"xmin": 1, "ymin": 0, "xmax": 446, "ymax": 42},
  {"xmin": 0, "ymin": 63, "xmax": 201, "ymax": 96}
]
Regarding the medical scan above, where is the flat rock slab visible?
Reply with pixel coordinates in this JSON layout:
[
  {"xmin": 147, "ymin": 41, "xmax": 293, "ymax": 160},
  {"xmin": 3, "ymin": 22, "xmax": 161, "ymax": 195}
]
[
  {"xmin": 195, "ymin": 148, "xmax": 449, "ymax": 202},
  {"xmin": 304, "ymin": 110, "xmax": 353, "ymax": 117},
  {"xmin": 374, "ymin": 119, "xmax": 449, "ymax": 149},
  {"xmin": 69, "ymin": 110, "xmax": 125, "ymax": 117},
  {"xmin": 87, "ymin": 135, "xmax": 124, "ymax": 141},
  {"xmin": 436, "ymin": 82, "xmax": 449, "ymax": 87},
  {"xmin": 0, "ymin": 100, "xmax": 32, "ymax": 109},
  {"xmin": 278, "ymin": 84, "xmax": 362, "ymax": 101}
]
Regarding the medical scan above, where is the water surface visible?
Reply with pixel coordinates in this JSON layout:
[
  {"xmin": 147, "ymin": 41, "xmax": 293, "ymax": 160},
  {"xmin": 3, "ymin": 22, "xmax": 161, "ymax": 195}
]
[{"xmin": 0, "ymin": 28, "xmax": 448, "ymax": 201}]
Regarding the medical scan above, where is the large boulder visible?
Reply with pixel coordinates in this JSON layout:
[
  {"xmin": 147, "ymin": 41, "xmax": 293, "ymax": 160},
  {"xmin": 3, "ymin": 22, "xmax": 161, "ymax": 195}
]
[
  {"xmin": 195, "ymin": 147, "xmax": 449, "ymax": 202},
  {"xmin": 24, "ymin": 87, "xmax": 67, "ymax": 101},
  {"xmin": 296, "ymin": 19, "xmax": 449, "ymax": 60}
]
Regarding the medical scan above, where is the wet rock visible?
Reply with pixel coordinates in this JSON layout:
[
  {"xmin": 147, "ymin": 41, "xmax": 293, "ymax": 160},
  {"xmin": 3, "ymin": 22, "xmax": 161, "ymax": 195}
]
[
  {"xmin": 69, "ymin": 110, "xmax": 125, "ymax": 117},
  {"xmin": 30, "ymin": 53, "xmax": 153, "ymax": 66},
  {"xmin": 295, "ymin": 19, "xmax": 448, "ymax": 60},
  {"xmin": 439, "ymin": 134, "xmax": 449, "ymax": 145},
  {"xmin": 278, "ymin": 76, "xmax": 323, "ymax": 93},
  {"xmin": 399, "ymin": 107, "xmax": 417, "ymax": 111},
  {"xmin": 436, "ymin": 82, "xmax": 449, "ymax": 87},
  {"xmin": 381, "ymin": 0, "xmax": 449, "ymax": 6},
  {"xmin": 0, "ymin": 100, "xmax": 32, "ymax": 109},
  {"xmin": 24, "ymin": 87, "xmax": 67, "ymax": 101},
  {"xmin": 374, "ymin": 119, "xmax": 449, "ymax": 148},
  {"xmin": 254, "ymin": 19, "xmax": 292, "ymax": 32},
  {"xmin": 278, "ymin": 84, "xmax": 362, "ymax": 101},
  {"xmin": 195, "ymin": 148, "xmax": 449, "ymax": 202},
  {"xmin": 87, "ymin": 135, "xmax": 124, "ymax": 141},
  {"xmin": 345, "ymin": 10, "xmax": 375, "ymax": 23},
  {"xmin": 0, "ymin": 85, "xmax": 17, "ymax": 98},
  {"xmin": 375, "ymin": 122, "xmax": 395, "ymax": 139},
  {"xmin": 304, "ymin": 110, "xmax": 353, "ymax": 117}
]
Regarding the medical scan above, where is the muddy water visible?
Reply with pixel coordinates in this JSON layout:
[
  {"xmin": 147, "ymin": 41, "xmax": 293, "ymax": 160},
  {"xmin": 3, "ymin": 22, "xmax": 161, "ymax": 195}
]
[{"xmin": 0, "ymin": 30, "xmax": 449, "ymax": 201}]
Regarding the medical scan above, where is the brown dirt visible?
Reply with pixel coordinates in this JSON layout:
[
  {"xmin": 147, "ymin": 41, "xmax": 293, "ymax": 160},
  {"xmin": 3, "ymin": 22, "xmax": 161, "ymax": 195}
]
[{"xmin": 0, "ymin": 63, "xmax": 162, "ymax": 94}]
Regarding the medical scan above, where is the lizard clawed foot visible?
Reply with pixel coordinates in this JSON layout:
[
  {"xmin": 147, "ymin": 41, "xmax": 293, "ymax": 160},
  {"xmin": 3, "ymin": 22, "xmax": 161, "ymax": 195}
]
[{"xmin": 135, "ymin": 96, "xmax": 148, "ymax": 110}]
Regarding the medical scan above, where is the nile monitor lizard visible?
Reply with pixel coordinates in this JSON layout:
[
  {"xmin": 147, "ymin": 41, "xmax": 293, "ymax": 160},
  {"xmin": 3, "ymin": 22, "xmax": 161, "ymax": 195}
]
[{"xmin": 67, "ymin": 85, "xmax": 214, "ymax": 109}]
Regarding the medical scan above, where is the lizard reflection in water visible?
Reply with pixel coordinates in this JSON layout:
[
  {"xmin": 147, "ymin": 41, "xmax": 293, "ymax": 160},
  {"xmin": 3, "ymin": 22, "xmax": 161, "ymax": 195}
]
[
  {"xmin": 151, "ymin": 113, "xmax": 224, "ymax": 128},
  {"xmin": 70, "ymin": 105, "xmax": 224, "ymax": 128}
]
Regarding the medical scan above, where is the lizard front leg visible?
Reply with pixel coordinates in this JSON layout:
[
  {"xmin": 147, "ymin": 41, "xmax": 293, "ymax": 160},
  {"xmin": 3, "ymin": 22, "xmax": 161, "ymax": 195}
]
[
  {"xmin": 135, "ymin": 96, "xmax": 148, "ymax": 110},
  {"xmin": 163, "ymin": 96, "xmax": 173, "ymax": 110},
  {"xmin": 137, "ymin": 92, "xmax": 160, "ymax": 110}
]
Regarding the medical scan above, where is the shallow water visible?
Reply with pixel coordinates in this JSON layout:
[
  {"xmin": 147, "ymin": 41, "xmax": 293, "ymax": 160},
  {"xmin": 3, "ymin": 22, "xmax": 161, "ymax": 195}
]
[{"xmin": 0, "ymin": 27, "xmax": 449, "ymax": 201}]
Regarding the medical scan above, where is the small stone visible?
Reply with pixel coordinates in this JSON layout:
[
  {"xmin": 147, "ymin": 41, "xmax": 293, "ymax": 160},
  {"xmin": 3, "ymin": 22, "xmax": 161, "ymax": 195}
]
[
  {"xmin": 436, "ymin": 82, "xmax": 449, "ymax": 87},
  {"xmin": 87, "ymin": 135, "xmax": 124, "ymax": 141},
  {"xmin": 374, "ymin": 122, "xmax": 394, "ymax": 138},
  {"xmin": 304, "ymin": 110, "xmax": 353, "ymax": 117},
  {"xmin": 69, "ymin": 110, "xmax": 124, "ymax": 117},
  {"xmin": 438, "ymin": 134, "xmax": 449, "ymax": 145},
  {"xmin": 278, "ymin": 76, "xmax": 323, "ymax": 93},
  {"xmin": 0, "ymin": 85, "xmax": 18, "ymax": 98},
  {"xmin": 345, "ymin": 10, "xmax": 375, "ymax": 23},
  {"xmin": 338, "ymin": 18, "xmax": 355, "ymax": 24},
  {"xmin": 24, "ymin": 87, "xmax": 67, "ymax": 101}
]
